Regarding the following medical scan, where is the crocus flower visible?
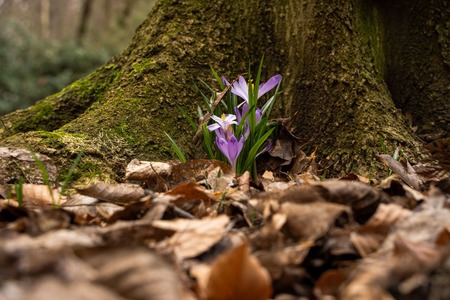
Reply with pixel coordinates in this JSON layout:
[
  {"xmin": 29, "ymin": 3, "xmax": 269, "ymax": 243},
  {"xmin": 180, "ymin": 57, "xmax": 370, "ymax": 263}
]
[
  {"xmin": 234, "ymin": 103, "xmax": 262, "ymax": 123},
  {"xmin": 234, "ymin": 102, "xmax": 262, "ymax": 139},
  {"xmin": 230, "ymin": 75, "xmax": 282, "ymax": 103},
  {"xmin": 216, "ymin": 135, "xmax": 244, "ymax": 170},
  {"xmin": 207, "ymin": 114, "xmax": 237, "ymax": 140}
]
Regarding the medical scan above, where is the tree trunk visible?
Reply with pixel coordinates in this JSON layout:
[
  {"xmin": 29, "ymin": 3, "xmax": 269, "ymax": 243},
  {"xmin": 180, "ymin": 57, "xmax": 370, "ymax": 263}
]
[
  {"xmin": 0, "ymin": 0, "xmax": 448, "ymax": 184},
  {"xmin": 77, "ymin": 0, "xmax": 93, "ymax": 46}
]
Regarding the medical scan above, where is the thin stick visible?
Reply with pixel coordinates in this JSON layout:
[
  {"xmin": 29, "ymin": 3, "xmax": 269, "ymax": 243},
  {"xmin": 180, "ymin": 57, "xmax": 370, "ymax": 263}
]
[{"xmin": 192, "ymin": 76, "xmax": 242, "ymax": 146}]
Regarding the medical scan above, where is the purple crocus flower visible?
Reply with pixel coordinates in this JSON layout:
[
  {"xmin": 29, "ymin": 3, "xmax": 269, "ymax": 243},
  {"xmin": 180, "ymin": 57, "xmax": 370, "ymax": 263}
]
[
  {"xmin": 234, "ymin": 102, "xmax": 262, "ymax": 139},
  {"xmin": 216, "ymin": 135, "xmax": 244, "ymax": 170},
  {"xmin": 207, "ymin": 114, "xmax": 237, "ymax": 140},
  {"xmin": 230, "ymin": 75, "xmax": 282, "ymax": 103},
  {"xmin": 234, "ymin": 103, "xmax": 262, "ymax": 123}
]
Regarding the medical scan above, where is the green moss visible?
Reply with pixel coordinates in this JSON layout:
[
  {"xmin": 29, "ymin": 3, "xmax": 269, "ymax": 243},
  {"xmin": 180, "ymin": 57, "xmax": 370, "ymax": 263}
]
[
  {"xmin": 131, "ymin": 59, "xmax": 161, "ymax": 75},
  {"xmin": 2, "ymin": 63, "xmax": 122, "ymax": 139}
]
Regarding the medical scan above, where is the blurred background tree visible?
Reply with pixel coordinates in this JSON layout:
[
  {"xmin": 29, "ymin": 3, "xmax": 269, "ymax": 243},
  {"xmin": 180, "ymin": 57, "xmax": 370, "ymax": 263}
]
[{"xmin": 0, "ymin": 0, "xmax": 156, "ymax": 115}]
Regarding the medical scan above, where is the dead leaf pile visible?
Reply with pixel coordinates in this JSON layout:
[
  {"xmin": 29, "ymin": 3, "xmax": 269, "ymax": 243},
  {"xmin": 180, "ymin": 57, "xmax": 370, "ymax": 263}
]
[{"xmin": 1, "ymin": 148, "xmax": 450, "ymax": 299}]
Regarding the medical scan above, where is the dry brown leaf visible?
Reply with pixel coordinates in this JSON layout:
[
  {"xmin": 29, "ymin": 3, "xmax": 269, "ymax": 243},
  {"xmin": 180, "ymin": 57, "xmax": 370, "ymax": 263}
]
[
  {"xmin": 392, "ymin": 235, "xmax": 441, "ymax": 268},
  {"xmin": 255, "ymin": 241, "xmax": 313, "ymax": 280},
  {"xmin": 0, "ymin": 204, "xmax": 71, "ymax": 234},
  {"xmin": 152, "ymin": 215, "xmax": 230, "ymax": 259},
  {"xmin": 338, "ymin": 172, "xmax": 372, "ymax": 184},
  {"xmin": 77, "ymin": 183, "xmax": 146, "ymax": 204},
  {"xmin": 315, "ymin": 269, "xmax": 348, "ymax": 298},
  {"xmin": 277, "ymin": 180, "xmax": 386, "ymax": 223},
  {"xmin": 237, "ymin": 171, "xmax": 251, "ymax": 194},
  {"xmin": 0, "ymin": 245, "xmax": 195, "ymax": 300},
  {"xmin": 351, "ymin": 203, "xmax": 412, "ymax": 257},
  {"xmin": 125, "ymin": 159, "xmax": 232, "ymax": 191},
  {"xmin": 203, "ymin": 166, "xmax": 235, "ymax": 191},
  {"xmin": 0, "ymin": 147, "xmax": 57, "ymax": 185},
  {"xmin": 80, "ymin": 247, "xmax": 195, "ymax": 300},
  {"xmin": 379, "ymin": 155, "xmax": 424, "ymax": 190},
  {"xmin": 204, "ymin": 241, "xmax": 272, "ymax": 300},
  {"xmin": 260, "ymin": 171, "xmax": 296, "ymax": 193},
  {"xmin": 9, "ymin": 183, "xmax": 64, "ymax": 205},
  {"xmin": 381, "ymin": 204, "xmax": 450, "ymax": 251},
  {"xmin": 281, "ymin": 202, "xmax": 350, "ymax": 241},
  {"xmin": 269, "ymin": 137, "xmax": 296, "ymax": 165},
  {"xmin": 250, "ymin": 211, "xmax": 287, "ymax": 250},
  {"xmin": 64, "ymin": 194, "xmax": 124, "ymax": 221},
  {"xmin": 424, "ymin": 137, "xmax": 450, "ymax": 171},
  {"xmin": 124, "ymin": 159, "xmax": 174, "ymax": 181},
  {"xmin": 436, "ymin": 227, "xmax": 450, "ymax": 246},
  {"xmin": 169, "ymin": 159, "xmax": 233, "ymax": 187},
  {"xmin": 342, "ymin": 235, "xmax": 444, "ymax": 300},
  {"xmin": 3, "ymin": 277, "xmax": 123, "ymax": 300},
  {"xmin": 166, "ymin": 182, "xmax": 215, "ymax": 205}
]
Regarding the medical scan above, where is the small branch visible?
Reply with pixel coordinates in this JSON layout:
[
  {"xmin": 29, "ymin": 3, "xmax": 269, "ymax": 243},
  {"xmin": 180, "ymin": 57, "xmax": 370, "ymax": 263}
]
[{"xmin": 192, "ymin": 76, "xmax": 241, "ymax": 146}]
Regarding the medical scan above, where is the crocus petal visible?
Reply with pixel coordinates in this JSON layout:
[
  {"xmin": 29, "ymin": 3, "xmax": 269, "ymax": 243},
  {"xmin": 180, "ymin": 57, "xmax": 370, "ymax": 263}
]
[
  {"xmin": 207, "ymin": 123, "xmax": 221, "ymax": 132},
  {"xmin": 227, "ymin": 136, "xmax": 239, "ymax": 162},
  {"xmin": 216, "ymin": 135, "xmax": 244, "ymax": 170},
  {"xmin": 223, "ymin": 114, "xmax": 238, "ymax": 125},
  {"xmin": 258, "ymin": 74, "xmax": 282, "ymax": 98},
  {"xmin": 210, "ymin": 115, "xmax": 224, "ymax": 125},
  {"xmin": 234, "ymin": 106, "xmax": 242, "ymax": 122},
  {"xmin": 256, "ymin": 108, "xmax": 262, "ymax": 123},
  {"xmin": 216, "ymin": 137, "xmax": 229, "ymax": 160},
  {"xmin": 231, "ymin": 76, "xmax": 249, "ymax": 102},
  {"xmin": 226, "ymin": 135, "xmax": 244, "ymax": 168},
  {"xmin": 222, "ymin": 76, "xmax": 231, "ymax": 86},
  {"xmin": 241, "ymin": 102, "xmax": 249, "ymax": 118},
  {"xmin": 263, "ymin": 140, "xmax": 273, "ymax": 153},
  {"xmin": 215, "ymin": 128, "xmax": 226, "ymax": 140},
  {"xmin": 243, "ymin": 123, "xmax": 250, "ymax": 140}
]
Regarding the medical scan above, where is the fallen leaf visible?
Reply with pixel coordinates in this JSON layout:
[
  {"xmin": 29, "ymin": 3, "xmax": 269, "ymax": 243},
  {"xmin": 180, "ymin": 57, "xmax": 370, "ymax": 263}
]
[
  {"xmin": 436, "ymin": 227, "xmax": 450, "ymax": 246},
  {"xmin": 277, "ymin": 180, "xmax": 387, "ymax": 223},
  {"xmin": 152, "ymin": 215, "xmax": 230, "ymax": 259},
  {"xmin": 77, "ymin": 183, "xmax": 146, "ymax": 204},
  {"xmin": 342, "ymin": 235, "xmax": 443, "ymax": 300},
  {"xmin": 166, "ymin": 182, "xmax": 215, "ymax": 206},
  {"xmin": 0, "ymin": 147, "xmax": 57, "ymax": 185},
  {"xmin": 255, "ymin": 241, "xmax": 313, "ymax": 280},
  {"xmin": 64, "ymin": 194, "xmax": 124, "ymax": 221},
  {"xmin": 169, "ymin": 159, "xmax": 233, "ymax": 188},
  {"xmin": 424, "ymin": 137, "xmax": 450, "ymax": 170},
  {"xmin": 381, "ymin": 204, "xmax": 450, "ymax": 250},
  {"xmin": 125, "ymin": 159, "xmax": 232, "ymax": 191},
  {"xmin": 281, "ymin": 202, "xmax": 351, "ymax": 241},
  {"xmin": 379, "ymin": 155, "xmax": 424, "ymax": 190},
  {"xmin": 315, "ymin": 269, "xmax": 348, "ymax": 297},
  {"xmin": 351, "ymin": 203, "xmax": 411, "ymax": 257},
  {"xmin": 80, "ymin": 247, "xmax": 195, "ymax": 300},
  {"xmin": 5, "ymin": 183, "xmax": 64, "ymax": 206},
  {"xmin": 205, "ymin": 241, "xmax": 272, "ymax": 300}
]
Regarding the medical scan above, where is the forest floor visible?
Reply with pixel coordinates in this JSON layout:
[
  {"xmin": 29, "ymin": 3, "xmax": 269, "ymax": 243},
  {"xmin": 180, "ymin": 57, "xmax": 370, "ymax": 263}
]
[{"xmin": 0, "ymin": 143, "xmax": 449, "ymax": 300}]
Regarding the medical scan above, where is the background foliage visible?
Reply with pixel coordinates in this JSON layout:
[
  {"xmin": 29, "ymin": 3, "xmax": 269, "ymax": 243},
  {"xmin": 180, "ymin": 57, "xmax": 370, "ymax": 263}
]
[
  {"xmin": 0, "ymin": 20, "xmax": 110, "ymax": 115},
  {"xmin": 0, "ymin": 0, "xmax": 156, "ymax": 116}
]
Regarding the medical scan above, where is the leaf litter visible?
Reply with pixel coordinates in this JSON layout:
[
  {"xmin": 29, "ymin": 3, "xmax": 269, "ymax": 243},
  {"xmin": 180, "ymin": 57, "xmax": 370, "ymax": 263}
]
[{"xmin": 0, "ymin": 146, "xmax": 450, "ymax": 299}]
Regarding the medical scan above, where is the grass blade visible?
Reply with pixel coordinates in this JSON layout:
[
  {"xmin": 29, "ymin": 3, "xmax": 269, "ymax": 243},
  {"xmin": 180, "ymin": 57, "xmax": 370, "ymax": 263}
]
[
  {"xmin": 176, "ymin": 104, "xmax": 197, "ymax": 131},
  {"xmin": 61, "ymin": 150, "xmax": 84, "ymax": 194},
  {"xmin": 164, "ymin": 132, "xmax": 187, "ymax": 163},
  {"xmin": 242, "ymin": 127, "xmax": 274, "ymax": 172},
  {"xmin": 32, "ymin": 152, "xmax": 56, "ymax": 204},
  {"xmin": 14, "ymin": 177, "xmax": 23, "ymax": 206}
]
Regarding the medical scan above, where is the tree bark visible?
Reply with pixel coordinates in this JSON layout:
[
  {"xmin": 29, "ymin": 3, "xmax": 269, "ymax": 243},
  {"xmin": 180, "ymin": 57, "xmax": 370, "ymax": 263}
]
[
  {"xmin": 77, "ymin": 0, "xmax": 93, "ymax": 46},
  {"xmin": 0, "ymin": 0, "xmax": 448, "ymax": 184}
]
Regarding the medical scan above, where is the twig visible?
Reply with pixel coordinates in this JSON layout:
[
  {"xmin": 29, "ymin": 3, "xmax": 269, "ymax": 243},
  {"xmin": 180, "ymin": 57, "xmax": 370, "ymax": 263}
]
[{"xmin": 192, "ymin": 76, "xmax": 242, "ymax": 146}]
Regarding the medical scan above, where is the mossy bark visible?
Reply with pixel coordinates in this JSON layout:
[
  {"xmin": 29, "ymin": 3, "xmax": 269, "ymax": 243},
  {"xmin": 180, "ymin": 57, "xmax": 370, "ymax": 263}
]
[{"xmin": 0, "ymin": 0, "xmax": 447, "ymax": 184}]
